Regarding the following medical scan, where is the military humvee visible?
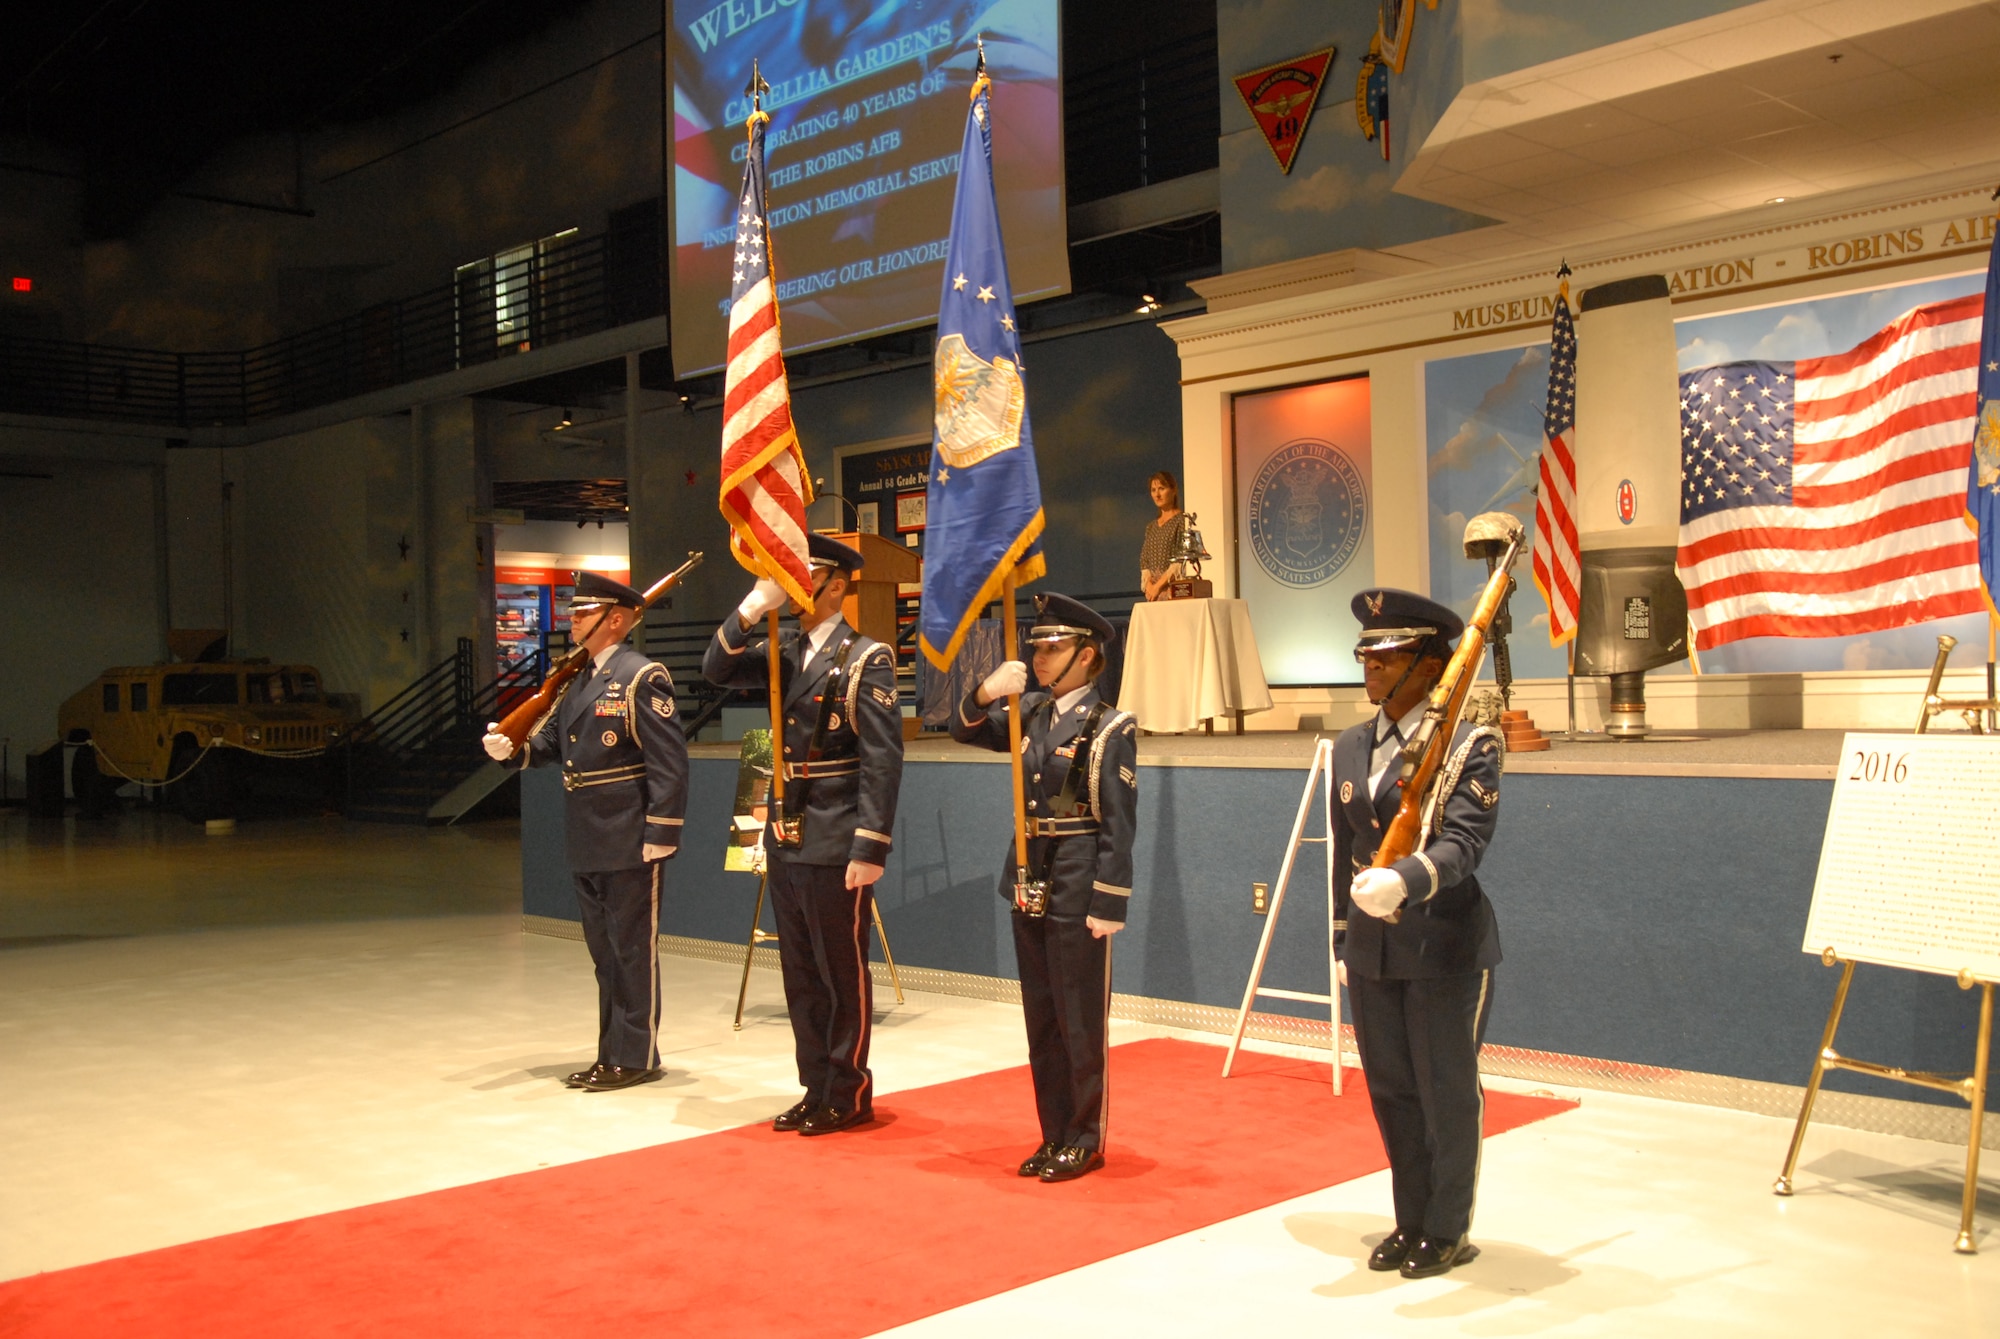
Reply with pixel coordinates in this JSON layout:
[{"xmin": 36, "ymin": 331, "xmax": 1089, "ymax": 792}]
[{"xmin": 58, "ymin": 661, "xmax": 348, "ymax": 821}]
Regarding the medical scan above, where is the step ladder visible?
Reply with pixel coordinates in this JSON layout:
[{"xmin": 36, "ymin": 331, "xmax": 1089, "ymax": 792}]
[{"xmin": 1222, "ymin": 735, "xmax": 1345, "ymax": 1095}]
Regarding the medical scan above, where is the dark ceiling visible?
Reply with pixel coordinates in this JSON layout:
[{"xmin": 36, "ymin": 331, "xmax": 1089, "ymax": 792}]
[{"xmin": 0, "ymin": 0, "xmax": 582, "ymax": 239}]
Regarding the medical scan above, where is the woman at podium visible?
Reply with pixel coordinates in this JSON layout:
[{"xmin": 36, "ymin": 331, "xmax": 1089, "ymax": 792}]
[{"xmin": 1138, "ymin": 470, "xmax": 1182, "ymax": 602}]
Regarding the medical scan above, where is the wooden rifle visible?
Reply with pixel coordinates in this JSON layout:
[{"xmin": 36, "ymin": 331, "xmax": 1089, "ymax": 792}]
[
  {"xmin": 489, "ymin": 551, "xmax": 705, "ymax": 750},
  {"xmin": 1374, "ymin": 519, "xmax": 1523, "ymax": 924}
]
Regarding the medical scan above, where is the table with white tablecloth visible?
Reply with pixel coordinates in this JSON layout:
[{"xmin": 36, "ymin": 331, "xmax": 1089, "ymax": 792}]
[{"xmin": 1118, "ymin": 597, "xmax": 1273, "ymax": 733}]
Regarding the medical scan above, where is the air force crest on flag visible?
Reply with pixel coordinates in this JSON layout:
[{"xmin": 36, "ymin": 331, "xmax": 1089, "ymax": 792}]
[
  {"xmin": 1975, "ymin": 400, "xmax": 2000, "ymax": 492},
  {"xmin": 933, "ymin": 333, "xmax": 1025, "ymax": 470}
]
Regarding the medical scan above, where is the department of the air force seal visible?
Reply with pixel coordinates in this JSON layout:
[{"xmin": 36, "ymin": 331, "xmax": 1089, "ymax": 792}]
[{"xmin": 1247, "ymin": 440, "xmax": 1366, "ymax": 587}]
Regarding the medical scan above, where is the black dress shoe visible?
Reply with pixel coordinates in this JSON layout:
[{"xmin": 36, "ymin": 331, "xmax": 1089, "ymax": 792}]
[
  {"xmin": 579, "ymin": 1065, "xmax": 663, "ymax": 1092},
  {"xmin": 564, "ymin": 1064, "xmax": 609, "ymax": 1089},
  {"xmin": 1017, "ymin": 1141, "xmax": 1060, "ymax": 1178},
  {"xmin": 798, "ymin": 1105, "xmax": 874, "ymax": 1136},
  {"xmin": 1400, "ymin": 1234, "xmax": 1479, "ymax": 1279},
  {"xmin": 1368, "ymin": 1228, "xmax": 1416, "ymax": 1271},
  {"xmin": 1038, "ymin": 1146, "xmax": 1105, "ymax": 1182},
  {"xmin": 772, "ymin": 1099, "xmax": 815, "ymax": 1132}
]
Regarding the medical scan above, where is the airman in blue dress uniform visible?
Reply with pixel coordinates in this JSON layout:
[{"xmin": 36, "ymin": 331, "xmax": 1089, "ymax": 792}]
[
  {"xmin": 703, "ymin": 533, "xmax": 904, "ymax": 1136},
  {"xmin": 483, "ymin": 572, "xmax": 688, "ymax": 1092},
  {"xmin": 1334, "ymin": 588, "xmax": 1503, "ymax": 1279},
  {"xmin": 952, "ymin": 593, "xmax": 1138, "ymax": 1183}
]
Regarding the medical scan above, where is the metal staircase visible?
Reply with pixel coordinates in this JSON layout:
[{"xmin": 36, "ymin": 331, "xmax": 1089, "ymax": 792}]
[{"xmin": 342, "ymin": 639, "xmax": 543, "ymax": 824}]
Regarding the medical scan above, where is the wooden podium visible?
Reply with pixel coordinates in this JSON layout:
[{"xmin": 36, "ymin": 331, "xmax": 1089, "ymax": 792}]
[{"xmin": 824, "ymin": 531, "xmax": 919, "ymax": 646}]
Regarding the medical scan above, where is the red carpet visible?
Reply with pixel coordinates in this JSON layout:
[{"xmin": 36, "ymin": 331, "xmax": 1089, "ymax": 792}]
[{"xmin": 1, "ymin": 1039, "xmax": 1571, "ymax": 1337}]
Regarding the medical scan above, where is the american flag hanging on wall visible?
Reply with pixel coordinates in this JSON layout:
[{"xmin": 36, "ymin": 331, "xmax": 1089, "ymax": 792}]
[
  {"xmin": 718, "ymin": 92, "xmax": 815, "ymax": 609},
  {"xmin": 1676, "ymin": 293, "xmax": 1987, "ymax": 650},
  {"xmin": 1531, "ymin": 273, "xmax": 1580, "ymax": 647}
]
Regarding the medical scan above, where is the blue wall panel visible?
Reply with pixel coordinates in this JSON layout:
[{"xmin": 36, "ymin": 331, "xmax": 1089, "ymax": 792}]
[{"xmin": 523, "ymin": 758, "xmax": 1988, "ymax": 1102}]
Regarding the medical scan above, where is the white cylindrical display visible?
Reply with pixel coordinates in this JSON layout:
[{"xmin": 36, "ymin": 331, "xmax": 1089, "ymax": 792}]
[{"xmin": 1573, "ymin": 275, "xmax": 1681, "ymax": 552}]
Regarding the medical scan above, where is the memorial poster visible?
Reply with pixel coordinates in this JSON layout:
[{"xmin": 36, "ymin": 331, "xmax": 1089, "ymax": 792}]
[
  {"xmin": 835, "ymin": 435, "xmax": 930, "ymax": 557},
  {"xmin": 1231, "ymin": 375, "xmax": 1373, "ymax": 685},
  {"xmin": 1804, "ymin": 732, "xmax": 2000, "ymax": 983}
]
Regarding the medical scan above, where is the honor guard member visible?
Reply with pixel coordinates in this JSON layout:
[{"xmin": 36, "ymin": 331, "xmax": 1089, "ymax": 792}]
[
  {"xmin": 702, "ymin": 533, "xmax": 903, "ymax": 1136},
  {"xmin": 1334, "ymin": 588, "xmax": 1503, "ymax": 1279},
  {"xmin": 481, "ymin": 572, "xmax": 688, "ymax": 1091},
  {"xmin": 951, "ymin": 594, "xmax": 1138, "ymax": 1184}
]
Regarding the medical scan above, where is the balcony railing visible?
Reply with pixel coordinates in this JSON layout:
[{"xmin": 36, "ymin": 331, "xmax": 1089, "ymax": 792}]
[{"xmin": 0, "ymin": 222, "xmax": 660, "ymax": 427}]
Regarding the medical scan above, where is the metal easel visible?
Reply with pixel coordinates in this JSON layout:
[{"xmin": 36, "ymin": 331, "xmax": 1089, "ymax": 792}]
[
  {"xmin": 732, "ymin": 850, "xmax": 906, "ymax": 1030},
  {"xmin": 1221, "ymin": 735, "xmax": 1345, "ymax": 1095},
  {"xmin": 1773, "ymin": 950, "xmax": 1993, "ymax": 1253}
]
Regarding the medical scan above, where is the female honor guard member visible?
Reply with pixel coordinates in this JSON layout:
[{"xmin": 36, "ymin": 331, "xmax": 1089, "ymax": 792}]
[
  {"xmin": 1335, "ymin": 589, "xmax": 1503, "ymax": 1279},
  {"xmin": 482, "ymin": 572, "xmax": 688, "ymax": 1092},
  {"xmin": 952, "ymin": 594, "xmax": 1138, "ymax": 1183},
  {"xmin": 702, "ymin": 533, "xmax": 903, "ymax": 1136}
]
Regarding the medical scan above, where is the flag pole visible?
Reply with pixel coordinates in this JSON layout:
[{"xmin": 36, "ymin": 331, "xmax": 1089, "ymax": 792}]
[
  {"xmin": 1565, "ymin": 641, "xmax": 1577, "ymax": 740},
  {"xmin": 767, "ymin": 609, "xmax": 786, "ymax": 810},
  {"xmin": 1988, "ymin": 611, "xmax": 1996, "ymax": 734},
  {"xmin": 1002, "ymin": 569, "xmax": 1031, "ymax": 895}
]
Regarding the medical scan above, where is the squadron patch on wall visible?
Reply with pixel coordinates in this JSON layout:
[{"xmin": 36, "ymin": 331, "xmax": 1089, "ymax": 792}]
[
  {"xmin": 1340, "ymin": 780, "xmax": 1355, "ymax": 803},
  {"xmin": 1468, "ymin": 778, "xmax": 1498, "ymax": 810},
  {"xmin": 601, "ymin": 730, "xmax": 619, "ymax": 747}
]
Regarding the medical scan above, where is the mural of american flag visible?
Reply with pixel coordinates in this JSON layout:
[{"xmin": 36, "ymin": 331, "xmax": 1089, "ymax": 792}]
[
  {"xmin": 1531, "ymin": 280, "xmax": 1580, "ymax": 646},
  {"xmin": 1675, "ymin": 293, "xmax": 1985, "ymax": 649},
  {"xmin": 718, "ymin": 109, "xmax": 814, "ymax": 607}
]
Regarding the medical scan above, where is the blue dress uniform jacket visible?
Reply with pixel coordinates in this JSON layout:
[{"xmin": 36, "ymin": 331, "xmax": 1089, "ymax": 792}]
[
  {"xmin": 953, "ymin": 681, "xmax": 1137, "ymax": 1156},
  {"xmin": 701, "ymin": 612, "xmax": 904, "ymax": 1116},
  {"xmin": 1333, "ymin": 713, "xmax": 1504, "ymax": 1244},
  {"xmin": 512, "ymin": 643, "xmax": 689, "ymax": 871},
  {"xmin": 1333, "ymin": 719, "xmax": 1502, "ymax": 979},
  {"xmin": 701, "ymin": 614, "xmax": 903, "ymax": 867},
  {"xmin": 507, "ymin": 641, "xmax": 688, "ymax": 1072},
  {"xmin": 950, "ymin": 685, "xmax": 1139, "ymax": 922}
]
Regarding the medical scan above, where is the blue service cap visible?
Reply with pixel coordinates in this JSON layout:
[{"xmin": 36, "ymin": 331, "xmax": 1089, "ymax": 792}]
[
  {"xmin": 1029, "ymin": 592, "xmax": 1115, "ymax": 649},
  {"xmin": 570, "ymin": 571, "xmax": 644, "ymax": 609},
  {"xmin": 808, "ymin": 532, "xmax": 865, "ymax": 571},
  {"xmin": 1351, "ymin": 587, "xmax": 1461, "ymax": 656}
]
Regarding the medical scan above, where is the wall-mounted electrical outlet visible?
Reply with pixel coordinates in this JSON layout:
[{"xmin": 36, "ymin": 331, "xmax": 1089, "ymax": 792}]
[{"xmin": 1252, "ymin": 881, "xmax": 1269, "ymax": 914}]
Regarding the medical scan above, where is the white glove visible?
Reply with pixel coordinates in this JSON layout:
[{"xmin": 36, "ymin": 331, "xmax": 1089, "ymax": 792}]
[
  {"xmin": 482, "ymin": 728, "xmax": 515, "ymax": 761},
  {"xmin": 978, "ymin": 659, "xmax": 1029, "ymax": 704},
  {"xmin": 737, "ymin": 577, "xmax": 788, "ymax": 626},
  {"xmin": 1351, "ymin": 866, "xmax": 1408, "ymax": 918}
]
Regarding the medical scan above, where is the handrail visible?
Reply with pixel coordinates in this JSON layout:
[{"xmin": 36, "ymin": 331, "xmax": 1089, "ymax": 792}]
[{"xmin": 0, "ymin": 227, "xmax": 653, "ymax": 426}]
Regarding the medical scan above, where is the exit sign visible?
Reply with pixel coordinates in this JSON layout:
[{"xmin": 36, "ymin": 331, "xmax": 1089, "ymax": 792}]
[{"xmin": 10, "ymin": 277, "xmax": 30, "ymax": 292}]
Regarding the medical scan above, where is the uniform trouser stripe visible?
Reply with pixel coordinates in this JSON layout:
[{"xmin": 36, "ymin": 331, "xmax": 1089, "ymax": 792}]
[
  {"xmin": 1347, "ymin": 967, "xmax": 1495, "ymax": 1240},
  {"xmin": 573, "ymin": 865, "xmax": 664, "ymax": 1070},
  {"xmin": 1012, "ymin": 913, "xmax": 1112, "ymax": 1152},
  {"xmin": 769, "ymin": 860, "xmax": 874, "ymax": 1111},
  {"xmin": 648, "ymin": 862, "xmax": 662, "ymax": 1070}
]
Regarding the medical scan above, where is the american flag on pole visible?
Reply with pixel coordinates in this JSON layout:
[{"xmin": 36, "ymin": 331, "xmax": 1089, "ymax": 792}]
[
  {"xmin": 1531, "ymin": 275, "xmax": 1580, "ymax": 646},
  {"xmin": 1676, "ymin": 293, "xmax": 1986, "ymax": 650},
  {"xmin": 718, "ymin": 101, "xmax": 815, "ymax": 609}
]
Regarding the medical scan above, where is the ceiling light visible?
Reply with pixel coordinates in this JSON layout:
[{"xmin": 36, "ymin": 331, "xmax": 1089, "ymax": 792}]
[
  {"xmin": 1767, "ymin": 196, "xmax": 1788, "ymax": 204},
  {"xmin": 1136, "ymin": 293, "xmax": 1161, "ymax": 314},
  {"xmin": 555, "ymin": 407, "xmax": 573, "ymax": 430}
]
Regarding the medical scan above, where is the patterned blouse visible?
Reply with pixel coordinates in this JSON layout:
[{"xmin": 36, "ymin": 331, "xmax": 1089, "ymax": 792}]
[{"xmin": 1140, "ymin": 513, "xmax": 1181, "ymax": 579}]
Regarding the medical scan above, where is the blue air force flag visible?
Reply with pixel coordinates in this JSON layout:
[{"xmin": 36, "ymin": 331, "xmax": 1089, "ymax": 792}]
[
  {"xmin": 1968, "ymin": 220, "xmax": 2000, "ymax": 613},
  {"xmin": 918, "ymin": 72, "xmax": 1047, "ymax": 671}
]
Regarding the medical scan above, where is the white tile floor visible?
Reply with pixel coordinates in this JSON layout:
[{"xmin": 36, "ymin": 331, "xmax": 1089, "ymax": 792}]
[{"xmin": 2, "ymin": 810, "xmax": 1994, "ymax": 1334}]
